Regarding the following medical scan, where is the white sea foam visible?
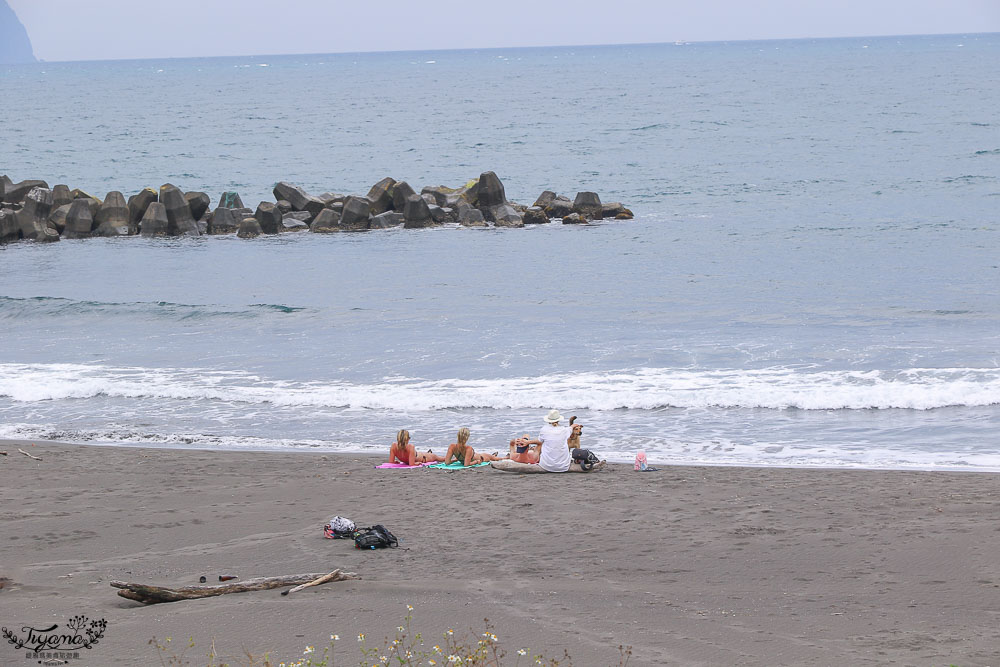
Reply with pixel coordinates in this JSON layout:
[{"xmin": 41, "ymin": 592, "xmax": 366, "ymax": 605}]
[
  {"xmin": 1, "ymin": 363, "xmax": 999, "ymax": 411},
  {"xmin": 0, "ymin": 422, "xmax": 376, "ymax": 453},
  {"xmin": 633, "ymin": 437, "xmax": 1000, "ymax": 471}
]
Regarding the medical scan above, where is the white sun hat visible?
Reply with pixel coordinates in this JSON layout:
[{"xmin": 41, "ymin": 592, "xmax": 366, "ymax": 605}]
[{"xmin": 544, "ymin": 409, "xmax": 563, "ymax": 424}]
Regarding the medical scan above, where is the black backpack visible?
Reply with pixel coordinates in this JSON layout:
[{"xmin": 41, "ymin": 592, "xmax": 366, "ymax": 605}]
[
  {"xmin": 571, "ymin": 448, "xmax": 601, "ymax": 472},
  {"xmin": 354, "ymin": 524, "xmax": 398, "ymax": 550}
]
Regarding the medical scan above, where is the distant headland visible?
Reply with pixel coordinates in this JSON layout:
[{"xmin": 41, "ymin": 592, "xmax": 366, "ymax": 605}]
[
  {"xmin": 0, "ymin": 0, "xmax": 35, "ymax": 64},
  {"xmin": 0, "ymin": 171, "xmax": 633, "ymax": 243}
]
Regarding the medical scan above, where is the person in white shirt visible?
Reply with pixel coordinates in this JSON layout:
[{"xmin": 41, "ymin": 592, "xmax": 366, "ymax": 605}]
[{"xmin": 530, "ymin": 409, "xmax": 573, "ymax": 472}]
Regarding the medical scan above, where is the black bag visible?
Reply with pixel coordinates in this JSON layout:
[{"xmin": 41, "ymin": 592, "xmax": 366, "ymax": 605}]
[
  {"xmin": 571, "ymin": 448, "xmax": 601, "ymax": 472},
  {"xmin": 354, "ymin": 524, "xmax": 398, "ymax": 550}
]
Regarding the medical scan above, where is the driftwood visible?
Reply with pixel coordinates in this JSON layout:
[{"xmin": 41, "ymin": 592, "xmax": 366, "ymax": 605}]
[
  {"xmin": 111, "ymin": 570, "xmax": 358, "ymax": 605},
  {"xmin": 0, "ymin": 451, "xmax": 7, "ymax": 456},
  {"xmin": 490, "ymin": 459, "xmax": 606, "ymax": 474},
  {"xmin": 18, "ymin": 448, "xmax": 41, "ymax": 461},
  {"xmin": 281, "ymin": 569, "xmax": 343, "ymax": 596}
]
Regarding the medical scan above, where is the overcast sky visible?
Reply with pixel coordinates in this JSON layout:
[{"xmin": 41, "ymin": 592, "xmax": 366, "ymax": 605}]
[{"xmin": 10, "ymin": 0, "xmax": 1000, "ymax": 62}]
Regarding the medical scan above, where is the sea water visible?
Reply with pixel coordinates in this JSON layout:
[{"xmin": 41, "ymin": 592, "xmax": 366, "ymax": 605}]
[{"xmin": 1, "ymin": 35, "xmax": 998, "ymax": 469}]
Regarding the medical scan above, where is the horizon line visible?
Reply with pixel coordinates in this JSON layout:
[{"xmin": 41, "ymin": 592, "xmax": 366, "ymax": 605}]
[{"xmin": 17, "ymin": 30, "xmax": 997, "ymax": 66}]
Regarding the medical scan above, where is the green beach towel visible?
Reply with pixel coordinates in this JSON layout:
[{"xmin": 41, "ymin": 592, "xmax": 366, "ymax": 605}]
[{"xmin": 427, "ymin": 461, "xmax": 491, "ymax": 470}]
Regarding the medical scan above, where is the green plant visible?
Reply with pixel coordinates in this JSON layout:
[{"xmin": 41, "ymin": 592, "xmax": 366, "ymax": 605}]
[
  {"xmin": 149, "ymin": 636, "xmax": 197, "ymax": 666},
  {"xmin": 150, "ymin": 605, "xmax": 633, "ymax": 667}
]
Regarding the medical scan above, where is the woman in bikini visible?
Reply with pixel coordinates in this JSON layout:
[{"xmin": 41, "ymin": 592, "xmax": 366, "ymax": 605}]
[
  {"xmin": 444, "ymin": 427, "xmax": 477, "ymax": 466},
  {"xmin": 389, "ymin": 429, "xmax": 445, "ymax": 465}
]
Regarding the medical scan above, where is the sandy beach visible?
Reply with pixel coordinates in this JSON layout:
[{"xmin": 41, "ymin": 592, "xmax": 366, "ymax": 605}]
[{"xmin": 1, "ymin": 440, "xmax": 999, "ymax": 666}]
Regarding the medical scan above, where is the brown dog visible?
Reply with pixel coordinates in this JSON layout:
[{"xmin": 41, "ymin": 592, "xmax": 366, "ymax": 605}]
[{"xmin": 567, "ymin": 416, "xmax": 582, "ymax": 450}]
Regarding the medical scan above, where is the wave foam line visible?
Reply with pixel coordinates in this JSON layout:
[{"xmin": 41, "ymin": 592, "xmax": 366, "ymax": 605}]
[
  {"xmin": 2, "ymin": 363, "xmax": 999, "ymax": 411},
  {"xmin": 0, "ymin": 423, "xmax": 370, "ymax": 452}
]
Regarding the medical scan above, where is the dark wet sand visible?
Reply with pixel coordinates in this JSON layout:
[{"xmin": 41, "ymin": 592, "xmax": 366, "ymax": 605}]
[{"xmin": 1, "ymin": 440, "xmax": 999, "ymax": 666}]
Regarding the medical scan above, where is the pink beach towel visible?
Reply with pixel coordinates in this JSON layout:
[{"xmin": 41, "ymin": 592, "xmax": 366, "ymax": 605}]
[{"xmin": 374, "ymin": 462, "xmax": 431, "ymax": 469}]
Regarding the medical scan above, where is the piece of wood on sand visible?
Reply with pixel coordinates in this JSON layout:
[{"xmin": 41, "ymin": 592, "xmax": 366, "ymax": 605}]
[
  {"xmin": 281, "ymin": 570, "xmax": 344, "ymax": 596},
  {"xmin": 490, "ymin": 459, "xmax": 607, "ymax": 473},
  {"xmin": 18, "ymin": 448, "xmax": 41, "ymax": 461},
  {"xmin": 111, "ymin": 570, "xmax": 359, "ymax": 605}
]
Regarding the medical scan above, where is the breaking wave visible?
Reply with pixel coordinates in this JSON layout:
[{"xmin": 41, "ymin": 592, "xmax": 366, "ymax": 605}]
[{"xmin": 1, "ymin": 363, "xmax": 998, "ymax": 411}]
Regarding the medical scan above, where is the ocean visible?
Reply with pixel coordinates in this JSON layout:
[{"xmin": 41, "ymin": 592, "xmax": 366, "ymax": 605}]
[{"xmin": 1, "ymin": 34, "xmax": 998, "ymax": 469}]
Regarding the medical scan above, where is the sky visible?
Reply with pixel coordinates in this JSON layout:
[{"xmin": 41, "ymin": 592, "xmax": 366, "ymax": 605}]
[{"xmin": 9, "ymin": 0, "xmax": 1000, "ymax": 62}]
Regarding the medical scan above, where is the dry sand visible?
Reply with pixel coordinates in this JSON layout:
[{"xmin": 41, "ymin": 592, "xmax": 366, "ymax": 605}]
[{"xmin": 1, "ymin": 440, "xmax": 999, "ymax": 666}]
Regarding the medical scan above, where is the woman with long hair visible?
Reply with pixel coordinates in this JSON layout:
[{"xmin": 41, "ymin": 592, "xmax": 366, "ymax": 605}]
[
  {"xmin": 444, "ymin": 427, "xmax": 476, "ymax": 466},
  {"xmin": 389, "ymin": 429, "xmax": 444, "ymax": 465}
]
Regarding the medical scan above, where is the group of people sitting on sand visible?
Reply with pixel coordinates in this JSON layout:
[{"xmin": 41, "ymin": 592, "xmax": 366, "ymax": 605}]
[{"xmin": 388, "ymin": 409, "xmax": 584, "ymax": 473}]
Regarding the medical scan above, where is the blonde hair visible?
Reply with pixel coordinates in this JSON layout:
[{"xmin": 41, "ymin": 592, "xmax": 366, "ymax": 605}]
[
  {"xmin": 396, "ymin": 429, "xmax": 410, "ymax": 447},
  {"xmin": 457, "ymin": 427, "xmax": 470, "ymax": 446}
]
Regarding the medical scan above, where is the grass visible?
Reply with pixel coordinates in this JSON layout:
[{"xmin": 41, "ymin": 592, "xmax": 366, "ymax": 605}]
[{"xmin": 150, "ymin": 606, "xmax": 632, "ymax": 667}]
